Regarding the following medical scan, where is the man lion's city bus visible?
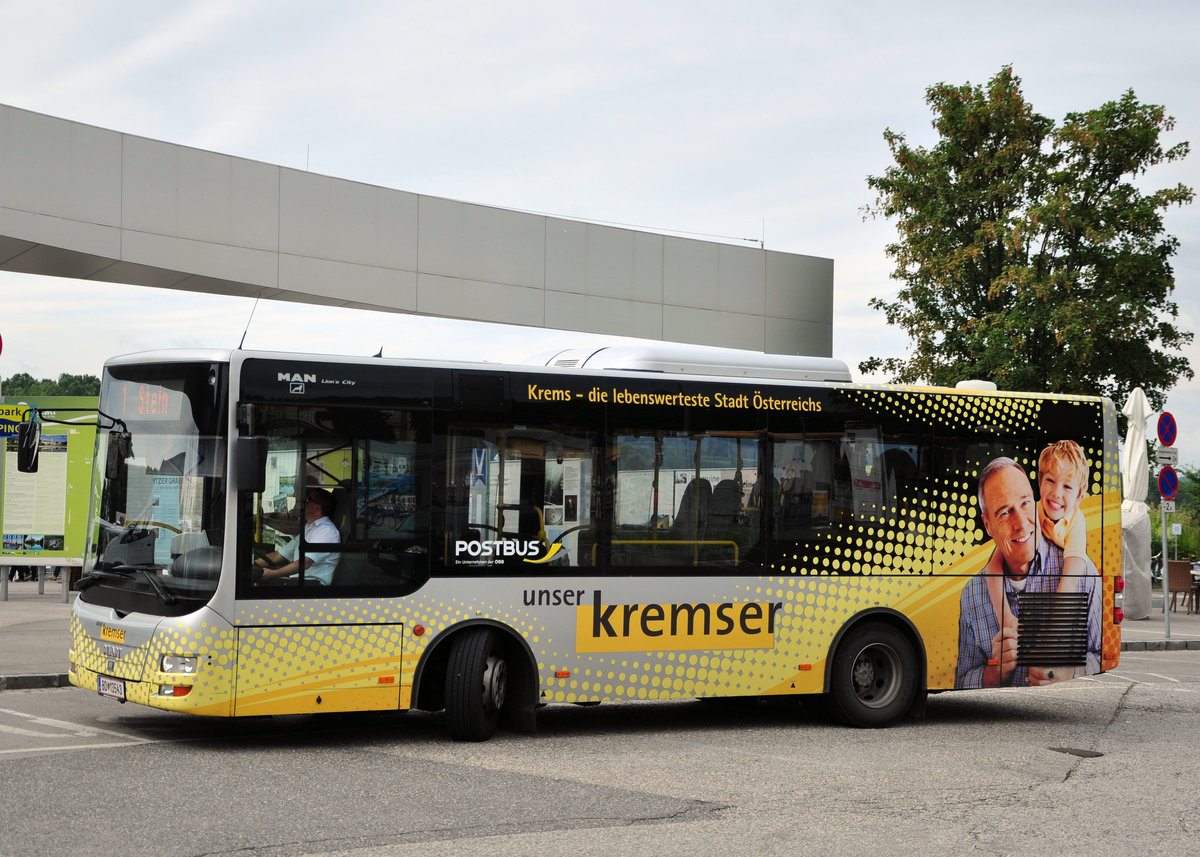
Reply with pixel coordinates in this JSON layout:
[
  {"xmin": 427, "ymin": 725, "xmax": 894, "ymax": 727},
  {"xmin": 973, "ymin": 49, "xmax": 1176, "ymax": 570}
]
[{"xmin": 17, "ymin": 344, "xmax": 1124, "ymax": 740}]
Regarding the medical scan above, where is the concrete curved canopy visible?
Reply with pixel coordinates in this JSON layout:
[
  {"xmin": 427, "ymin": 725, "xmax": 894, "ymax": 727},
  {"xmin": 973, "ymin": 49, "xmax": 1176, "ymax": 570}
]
[{"xmin": 0, "ymin": 103, "xmax": 833, "ymax": 356}]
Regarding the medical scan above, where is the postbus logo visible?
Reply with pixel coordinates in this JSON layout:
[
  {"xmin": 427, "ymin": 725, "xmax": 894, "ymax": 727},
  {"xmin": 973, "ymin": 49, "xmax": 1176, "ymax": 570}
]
[{"xmin": 453, "ymin": 539, "xmax": 563, "ymax": 564}]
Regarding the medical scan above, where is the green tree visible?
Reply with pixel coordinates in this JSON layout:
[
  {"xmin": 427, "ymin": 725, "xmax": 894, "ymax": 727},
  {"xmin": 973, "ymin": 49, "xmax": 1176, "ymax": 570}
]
[
  {"xmin": 1173, "ymin": 465, "xmax": 1200, "ymax": 513},
  {"xmin": 862, "ymin": 66, "xmax": 1193, "ymax": 413},
  {"xmin": 1, "ymin": 372, "xmax": 101, "ymax": 397},
  {"xmin": 49, "ymin": 373, "xmax": 102, "ymax": 396}
]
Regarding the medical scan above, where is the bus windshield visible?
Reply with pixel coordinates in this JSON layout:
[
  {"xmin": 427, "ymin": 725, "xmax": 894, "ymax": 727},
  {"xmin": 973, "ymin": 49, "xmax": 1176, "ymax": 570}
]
[{"xmin": 80, "ymin": 361, "xmax": 229, "ymax": 615}]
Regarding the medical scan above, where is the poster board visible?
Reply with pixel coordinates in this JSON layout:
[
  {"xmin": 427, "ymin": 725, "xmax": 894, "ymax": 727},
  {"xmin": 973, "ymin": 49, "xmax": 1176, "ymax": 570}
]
[{"xmin": 0, "ymin": 396, "xmax": 98, "ymax": 567}]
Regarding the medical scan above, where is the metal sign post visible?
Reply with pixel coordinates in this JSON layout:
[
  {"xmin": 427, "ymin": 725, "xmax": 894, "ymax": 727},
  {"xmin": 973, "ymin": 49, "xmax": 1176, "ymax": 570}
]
[
  {"xmin": 1157, "ymin": 413, "xmax": 1179, "ymax": 637},
  {"xmin": 1162, "ymin": 502, "xmax": 1171, "ymax": 637}
]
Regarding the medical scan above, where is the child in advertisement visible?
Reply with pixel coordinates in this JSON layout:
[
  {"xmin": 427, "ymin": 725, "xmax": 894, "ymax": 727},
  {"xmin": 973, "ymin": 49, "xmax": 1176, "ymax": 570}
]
[{"xmin": 1037, "ymin": 440, "xmax": 1094, "ymax": 592}]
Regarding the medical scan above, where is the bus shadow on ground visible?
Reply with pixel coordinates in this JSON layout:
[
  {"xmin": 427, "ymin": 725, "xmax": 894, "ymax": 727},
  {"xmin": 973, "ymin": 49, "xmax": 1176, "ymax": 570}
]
[
  {"xmin": 96, "ymin": 688, "xmax": 1092, "ymax": 748},
  {"xmin": 526, "ymin": 691, "xmax": 1086, "ymax": 737}
]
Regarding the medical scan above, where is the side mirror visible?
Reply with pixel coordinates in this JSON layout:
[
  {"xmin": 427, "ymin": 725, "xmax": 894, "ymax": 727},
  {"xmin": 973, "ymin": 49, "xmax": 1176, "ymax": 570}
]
[
  {"xmin": 234, "ymin": 436, "xmax": 268, "ymax": 494},
  {"xmin": 16, "ymin": 421, "xmax": 40, "ymax": 473}
]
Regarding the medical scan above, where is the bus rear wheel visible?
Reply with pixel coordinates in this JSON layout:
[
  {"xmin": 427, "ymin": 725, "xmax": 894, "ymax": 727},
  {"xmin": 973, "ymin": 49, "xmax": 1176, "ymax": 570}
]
[
  {"xmin": 829, "ymin": 622, "xmax": 917, "ymax": 728},
  {"xmin": 445, "ymin": 628, "xmax": 508, "ymax": 741}
]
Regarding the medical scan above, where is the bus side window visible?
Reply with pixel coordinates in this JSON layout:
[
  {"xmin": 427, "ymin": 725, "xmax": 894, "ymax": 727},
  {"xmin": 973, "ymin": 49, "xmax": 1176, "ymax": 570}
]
[
  {"xmin": 438, "ymin": 426, "xmax": 596, "ymax": 570},
  {"xmin": 882, "ymin": 447, "xmax": 919, "ymax": 517},
  {"xmin": 604, "ymin": 432, "xmax": 759, "ymax": 570},
  {"xmin": 242, "ymin": 404, "xmax": 434, "ymax": 594},
  {"xmin": 773, "ymin": 438, "xmax": 834, "ymax": 534}
]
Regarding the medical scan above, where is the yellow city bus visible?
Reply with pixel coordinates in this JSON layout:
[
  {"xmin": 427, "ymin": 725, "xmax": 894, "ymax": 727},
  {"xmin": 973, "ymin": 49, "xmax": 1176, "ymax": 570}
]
[{"xmin": 20, "ymin": 344, "xmax": 1124, "ymax": 740}]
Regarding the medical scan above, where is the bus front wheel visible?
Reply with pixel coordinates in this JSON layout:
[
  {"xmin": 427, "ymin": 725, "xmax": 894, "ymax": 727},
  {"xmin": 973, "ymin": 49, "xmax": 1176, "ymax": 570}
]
[
  {"xmin": 445, "ymin": 628, "xmax": 508, "ymax": 741},
  {"xmin": 829, "ymin": 623, "xmax": 917, "ymax": 728}
]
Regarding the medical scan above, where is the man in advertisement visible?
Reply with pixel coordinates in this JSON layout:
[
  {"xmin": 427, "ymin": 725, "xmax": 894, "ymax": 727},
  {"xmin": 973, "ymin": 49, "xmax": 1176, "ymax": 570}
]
[{"xmin": 955, "ymin": 454, "xmax": 1102, "ymax": 689}]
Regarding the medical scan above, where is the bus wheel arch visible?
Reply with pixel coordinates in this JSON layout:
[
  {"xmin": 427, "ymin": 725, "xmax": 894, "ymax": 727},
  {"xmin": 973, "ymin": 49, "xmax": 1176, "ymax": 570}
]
[
  {"xmin": 823, "ymin": 610, "xmax": 927, "ymax": 727},
  {"xmin": 412, "ymin": 620, "xmax": 539, "ymax": 740}
]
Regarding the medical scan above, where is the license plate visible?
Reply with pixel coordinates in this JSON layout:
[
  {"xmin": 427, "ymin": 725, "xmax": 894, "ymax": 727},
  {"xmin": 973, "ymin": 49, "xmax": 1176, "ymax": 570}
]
[{"xmin": 98, "ymin": 676, "xmax": 126, "ymax": 701}]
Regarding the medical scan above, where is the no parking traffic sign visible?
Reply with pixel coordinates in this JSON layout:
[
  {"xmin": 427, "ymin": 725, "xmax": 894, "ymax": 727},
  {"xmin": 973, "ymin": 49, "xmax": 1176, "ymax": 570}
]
[
  {"xmin": 1158, "ymin": 412, "xmax": 1177, "ymax": 447},
  {"xmin": 1156, "ymin": 412, "xmax": 1181, "ymax": 504},
  {"xmin": 1157, "ymin": 412, "xmax": 1182, "ymax": 633},
  {"xmin": 1159, "ymin": 465, "xmax": 1179, "ymax": 501}
]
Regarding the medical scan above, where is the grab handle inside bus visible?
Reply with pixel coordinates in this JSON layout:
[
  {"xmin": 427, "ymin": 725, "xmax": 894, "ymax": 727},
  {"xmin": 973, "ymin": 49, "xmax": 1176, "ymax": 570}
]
[{"xmin": 235, "ymin": 435, "xmax": 268, "ymax": 494}]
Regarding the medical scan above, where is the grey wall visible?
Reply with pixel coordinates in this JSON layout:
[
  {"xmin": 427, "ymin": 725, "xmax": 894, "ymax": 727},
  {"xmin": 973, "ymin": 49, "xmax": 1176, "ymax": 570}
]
[{"xmin": 0, "ymin": 104, "xmax": 833, "ymax": 356}]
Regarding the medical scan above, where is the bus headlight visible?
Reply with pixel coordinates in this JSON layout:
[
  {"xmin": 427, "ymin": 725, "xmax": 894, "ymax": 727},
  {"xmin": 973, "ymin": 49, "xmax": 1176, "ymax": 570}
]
[{"xmin": 161, "ymin": 655, "xmax": 199, "ymax": 674}]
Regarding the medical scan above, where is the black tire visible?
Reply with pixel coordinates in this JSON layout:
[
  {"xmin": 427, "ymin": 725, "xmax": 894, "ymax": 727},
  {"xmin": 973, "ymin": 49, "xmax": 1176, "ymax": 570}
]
[
  {"xmin": 829, "ymin": 622, "xmax": 918, "ymax": 728},
  {"xmin": 445, "ymin": 628, "xmax": 508, "ymax": 741}
]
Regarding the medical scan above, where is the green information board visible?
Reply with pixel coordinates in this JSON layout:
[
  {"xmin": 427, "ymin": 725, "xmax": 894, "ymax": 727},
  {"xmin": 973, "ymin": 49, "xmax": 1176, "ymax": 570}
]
[{"xmin": 0, "ymin": 397, "xmax": 98, "ymax": 567}]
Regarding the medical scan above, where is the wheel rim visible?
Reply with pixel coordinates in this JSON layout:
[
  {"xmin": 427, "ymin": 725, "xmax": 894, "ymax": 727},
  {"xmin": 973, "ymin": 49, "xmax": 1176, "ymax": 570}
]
[
  {"xmin": 850, "ymin": 643, "xmax": 901, "ymax": 709},
  {"xmin": 482, "ymin": 654, "xmax": 507, "ymax": 713}
]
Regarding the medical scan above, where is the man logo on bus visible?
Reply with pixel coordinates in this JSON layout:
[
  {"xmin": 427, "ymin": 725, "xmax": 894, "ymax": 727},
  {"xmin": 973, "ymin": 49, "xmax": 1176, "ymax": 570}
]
[{"xmin": 278, "ymin": 371, "xmax": 316, "ymax": 395}]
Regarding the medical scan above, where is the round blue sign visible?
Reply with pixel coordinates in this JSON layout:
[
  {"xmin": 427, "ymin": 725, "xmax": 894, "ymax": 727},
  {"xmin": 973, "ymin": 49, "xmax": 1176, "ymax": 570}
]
[
  {"xmin": 1159, "ymin": 465, "xmax": 1179, "ymax": 501},
  {"xmin": 1158, "ymin": 412, "xmax": 1177, "ymax": 447}
]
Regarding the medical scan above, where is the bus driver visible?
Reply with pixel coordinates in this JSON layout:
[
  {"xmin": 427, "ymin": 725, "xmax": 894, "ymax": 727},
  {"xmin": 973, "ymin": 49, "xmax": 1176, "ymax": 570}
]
[{"xmin": 254, "ymin": 488, "xmax": 340, "ymax": 585}]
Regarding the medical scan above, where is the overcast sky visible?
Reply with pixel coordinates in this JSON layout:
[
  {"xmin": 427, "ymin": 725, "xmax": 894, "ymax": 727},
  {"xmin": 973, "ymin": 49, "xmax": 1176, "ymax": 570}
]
[{"xmin": 1, "ymin": 0, "xmax": 1197, "ymax": 465}]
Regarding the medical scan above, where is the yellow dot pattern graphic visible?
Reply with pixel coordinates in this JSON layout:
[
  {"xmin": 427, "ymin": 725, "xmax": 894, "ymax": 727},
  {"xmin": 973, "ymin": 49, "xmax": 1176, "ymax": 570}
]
[{"xmin": 848, "ymin": 387, "xmax": 1046, "ymax": 436}]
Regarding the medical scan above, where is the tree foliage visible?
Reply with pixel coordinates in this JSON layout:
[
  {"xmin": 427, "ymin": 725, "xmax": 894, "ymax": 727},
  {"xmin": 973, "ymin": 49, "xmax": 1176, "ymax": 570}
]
[
  {"xmin": 862, "ymin": 66, "xmax": 1193, "ymax": 412},
  {"xmin": 1, "ymin": 372, "xmax": 101, "ymax": 397}
]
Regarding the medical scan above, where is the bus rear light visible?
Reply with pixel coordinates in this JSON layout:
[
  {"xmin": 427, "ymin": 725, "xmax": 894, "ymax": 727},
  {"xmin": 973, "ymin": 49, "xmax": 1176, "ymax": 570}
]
[
  {"xmin": 1114, "ymin": 608, "xmax": 1124, "ymax": 625},
  {"xmin": 1114, "ymin": 576, "xmax": 1126, "ymax": 593}
]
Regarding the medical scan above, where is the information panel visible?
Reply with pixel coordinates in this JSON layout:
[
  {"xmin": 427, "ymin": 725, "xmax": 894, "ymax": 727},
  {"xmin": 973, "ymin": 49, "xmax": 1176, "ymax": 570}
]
[{"xmin": 0, "ymin": 396, "xmax": 98, "ymax": 567}]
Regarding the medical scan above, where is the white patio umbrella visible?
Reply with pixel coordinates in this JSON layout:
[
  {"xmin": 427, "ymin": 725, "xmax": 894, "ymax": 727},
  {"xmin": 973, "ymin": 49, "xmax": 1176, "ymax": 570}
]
[
  {"xmin": 1120, "ymin": 387, "xmax": 1152, "ymax": 619},
  {"xmin": 1120, "ymin": 387, "xmax": 1150, "ymax": 505}
]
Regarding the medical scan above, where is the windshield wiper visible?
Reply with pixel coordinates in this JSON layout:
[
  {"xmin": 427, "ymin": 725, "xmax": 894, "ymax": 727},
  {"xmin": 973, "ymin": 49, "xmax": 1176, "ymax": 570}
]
[
  {"xmin": 77, "ymin": 566, "xmax": 178, "ymax": 605},
  {"xmin": 75, "ymin": 566, "xmax": 138, "ymax": 590},
  {"xmin": 139, "ymin": 568, "xmax": 178, "ymax": 605},
  {"xmin": 76, "ymin": 573, "xmax": 104, "ymax": 590}
]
